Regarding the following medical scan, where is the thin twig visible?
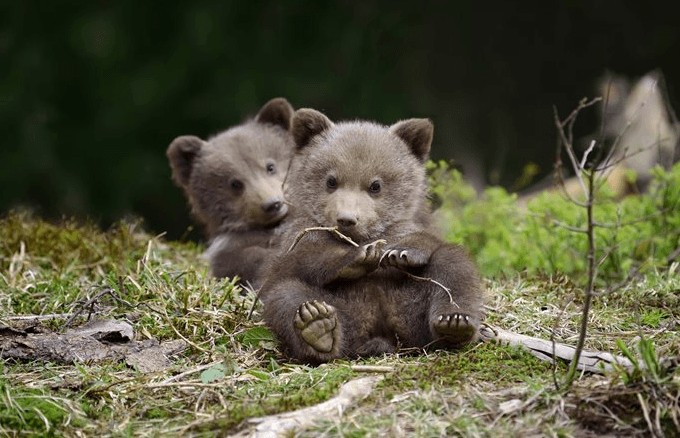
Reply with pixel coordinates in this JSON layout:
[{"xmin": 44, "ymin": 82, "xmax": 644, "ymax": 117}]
[
  {"xmin": 561, "ymin": 107, "xmax": 599, "ymax": 389},
  {"xmin": 62, "ymin": 287, "xmax": 133, "ymax": 330},
  {"xmin": 637, "ymin": 393, "xmax": 656, "ymax": 437},
  {"xmin": 549, "ymin": 219, "xmax": 588, "ymax": 234},
  {"xmin": 554, "ymin": 104, "xmax": 587, "ymax": 197},
  {"xmin": 350, "ymin": 365, "xmax": 395, "ymax": 373},
  {"xmin": 579, "ymin": 139, "xmax": 597, "ymax": 169},
  {"xmin": 553, "ymin": 97, "xmax": 602, "ymax": 198},
  {"xmin": 243, "ymin": 281, "xmax": 260, "ymax": 321},
  {"xmin": 287, "ymin": 226, "xmax": 359, "ymax": 253},
  {"xmin": 3, "ymin": 313, "xmax": 74, "ymax": 321},
  {"xmin": 402, "ymin": 272, "xmax": 458, "ymax": 307},
  {"xmin": 550, "ymin": 296, "xmax": 574, "ymax": 391}
]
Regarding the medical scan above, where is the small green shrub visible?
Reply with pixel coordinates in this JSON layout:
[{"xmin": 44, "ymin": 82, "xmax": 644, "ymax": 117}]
[{"xmin": 429, "ymin": 161, "xmax": 680, "ymax": 281}]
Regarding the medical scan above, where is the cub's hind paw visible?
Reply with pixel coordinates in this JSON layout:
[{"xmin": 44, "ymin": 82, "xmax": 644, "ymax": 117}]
[
  {"xmin": 433, "ymin": 313, "xmax": 478, "ymax": 346},
  {"xmin": 294, "ymin": 300, "xmax": 339, "ymax": 353}
]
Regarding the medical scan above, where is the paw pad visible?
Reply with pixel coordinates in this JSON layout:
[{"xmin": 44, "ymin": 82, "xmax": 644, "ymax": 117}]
[{"xmin": 294, "ymin": 300, "xmax": 338, "ymax": 353}]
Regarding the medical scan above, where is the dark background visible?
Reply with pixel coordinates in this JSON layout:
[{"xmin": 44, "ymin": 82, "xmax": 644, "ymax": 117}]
[{"xmin": 2, "ymin": 1, "xmax": 679, "ymax": 240}]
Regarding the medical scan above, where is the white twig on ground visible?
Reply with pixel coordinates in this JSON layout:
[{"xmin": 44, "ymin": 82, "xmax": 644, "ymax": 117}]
[
  {"xmin": 351, "ymin": 365, "xmax": 395, "ymax": 373},
  {"xmin": 235, "ymin": 376, "xmax": 382, "ymax": 437},
  {"xmin": 479, "ymin": 324, "xmax": 636, "ymax": 373}
]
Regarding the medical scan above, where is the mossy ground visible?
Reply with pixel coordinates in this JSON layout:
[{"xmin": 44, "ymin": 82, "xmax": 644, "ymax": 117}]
[{"xmin": 1, "ymin": 204, "xmax": 678, "ymax": 436}]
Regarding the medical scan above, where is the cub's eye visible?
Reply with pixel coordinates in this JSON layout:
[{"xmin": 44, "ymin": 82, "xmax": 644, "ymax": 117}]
[
  {"xmin": 266, "ymin": 163, "xmax": 276, "ymax": 174},
  {"xmin": 230, "ymin": 179, "xmax": 244, "ymax": 192},
  {"xmin": 369, "ymin": 180, "xmax": 381, "ymax": 194},
  {"xmin": 326, "ymin": 176, "xmax": 337, "ymax": 190}
]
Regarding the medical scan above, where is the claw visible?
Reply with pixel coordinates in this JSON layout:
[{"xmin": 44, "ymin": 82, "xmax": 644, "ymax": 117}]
[{"xmin": 306, "ymin": 302, "xmax": 320, "ymax": 318}]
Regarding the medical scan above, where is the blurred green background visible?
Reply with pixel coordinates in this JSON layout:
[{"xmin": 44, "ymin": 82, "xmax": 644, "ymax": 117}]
[{"xmin": 2, "ymin": 1, "xmax": 678, "ymax": 240}]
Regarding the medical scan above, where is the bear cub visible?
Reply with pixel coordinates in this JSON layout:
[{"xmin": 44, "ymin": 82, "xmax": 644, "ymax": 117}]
[
  {"xmin": 167, "ymin": 98, "xmax": 295, "ymax": 286},
  {"xmin": 259, "ymin": 108, "xmax": 485, "ymax": 363}
]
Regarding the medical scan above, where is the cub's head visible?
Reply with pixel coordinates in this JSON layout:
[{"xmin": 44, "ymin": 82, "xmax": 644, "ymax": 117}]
[
  {"xmin": 289, "ymin": 108, "xmax": 433, "ymax": 242},
  {"xmin": 167, "ymin": 98, "xmax": 295, "ymax": 235}
]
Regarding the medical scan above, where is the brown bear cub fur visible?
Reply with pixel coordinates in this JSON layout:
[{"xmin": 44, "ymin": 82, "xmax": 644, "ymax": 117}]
[
  {"xmin": 259, "ymin": 108, "xmax": 485, "ymax": 363},
  {"xmin": 167, "ymin": 98, "xmax": 295, "ymax": 286}
]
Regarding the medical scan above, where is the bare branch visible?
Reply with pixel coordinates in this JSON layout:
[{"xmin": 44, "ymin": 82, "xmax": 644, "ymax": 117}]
[
  {"xmin": 549, "ymin": 219, "xmax": 588, "ymax": 234},
  {"xmin": 554, "ymin": 105, "xmax": 587, "ymax": 196},
  {"xmin": 580, "ymin": 139, "xmax": 597, "ymax": 169}
]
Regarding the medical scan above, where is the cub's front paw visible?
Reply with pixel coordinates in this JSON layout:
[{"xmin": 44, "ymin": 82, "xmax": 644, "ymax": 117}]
[
  {"xmin": 432, "ymin": 313, "xmax": 478, "ymax": 346},
  {"xmin": 380, "ymin": 247, "xmax": 429, "ymax": 269},
  {"xmin": 294, "ymin": 300, "xmax": 339, "ymax": 353},
  {"xmin": 360, "ymin": 239, "xmax": 387, "ymax": 267}
]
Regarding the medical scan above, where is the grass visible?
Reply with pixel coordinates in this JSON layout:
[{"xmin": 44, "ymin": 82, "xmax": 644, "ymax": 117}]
[{"xmin": 1, "ymin": 205, "xmax": 679, "ymax": 437}]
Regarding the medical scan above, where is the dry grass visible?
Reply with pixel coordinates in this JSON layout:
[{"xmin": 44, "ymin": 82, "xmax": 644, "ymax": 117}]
[{"xmin": 0, "ymin": 210, "xmax": 678, "ymax": 437}]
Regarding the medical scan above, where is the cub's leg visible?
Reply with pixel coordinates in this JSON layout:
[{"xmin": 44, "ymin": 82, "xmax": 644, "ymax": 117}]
[
  {"xmin": 423, "ymin": 244, "xmax": 484, "ymax": 347},
  {"xmin": 260, "ymin": 279, "xmax": 344, "ymax": 363},
  {"xmin": 382, "ymin": 233, "xmax": 484, "ymax": 348}
]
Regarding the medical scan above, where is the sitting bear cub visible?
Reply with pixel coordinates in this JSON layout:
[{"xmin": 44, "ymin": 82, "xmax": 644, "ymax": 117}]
[
  {"xmin": 259, "ymin": 108, "xmax": 485, "ymax": 363},
  {"xmin": 167, "ymin": 98, "xmax": 294, "ymax": 286}
]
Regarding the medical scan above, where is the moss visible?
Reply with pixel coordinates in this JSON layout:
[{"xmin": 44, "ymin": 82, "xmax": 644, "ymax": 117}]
[
  {"xmin": 0, "ymin": 377, "xmax": 75, "ymax": 435},
  {"xmin": 378, "ymin": 343, "xmax": 555, "ymax": 395}
]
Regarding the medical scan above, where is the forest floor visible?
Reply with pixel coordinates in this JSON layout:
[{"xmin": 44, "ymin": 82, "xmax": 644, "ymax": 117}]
[{"xmin": 1, "ymin": 211, "xmax": 678, "ymax": 437}]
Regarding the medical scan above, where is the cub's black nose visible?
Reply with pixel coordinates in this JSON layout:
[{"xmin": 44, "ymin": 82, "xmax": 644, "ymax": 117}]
[
  {"xmin": 263, "ymin": 200, "xmax": 283, "ymax": 214},
  {"xmin": 336, "ymin": 214, "xmax": 358, "ymax": 227}
]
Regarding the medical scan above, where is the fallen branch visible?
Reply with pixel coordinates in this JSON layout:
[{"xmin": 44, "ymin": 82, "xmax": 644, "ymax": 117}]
[
  {"xmin": 479, "ymin": 324, "xmax": 635, "ymax": 373},
  {"xmin": 234, "ymin": 376, "xmax": 381, "ymax": 437}
]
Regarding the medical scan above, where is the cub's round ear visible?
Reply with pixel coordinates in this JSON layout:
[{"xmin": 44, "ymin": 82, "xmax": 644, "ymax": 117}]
[
  {"xmin": 389, "ymin": 118, "xmax": 434, "ymax": 162},
  {"xmin": 255, "ymin": 97, "xmax": 294, "ymax": 131},
  {"xmin": 292, "ymin": 108, "xmax": 333, "ymax": 150},
  {"xmin": 166, "ymin": 135, "xmax": 204, "ymax": 188}
]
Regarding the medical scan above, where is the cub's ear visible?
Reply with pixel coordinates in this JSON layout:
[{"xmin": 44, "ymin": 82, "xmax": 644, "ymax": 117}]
[
  {"xmin": 292, "ymin": 108, "xmax": 333, "ymax": 150},
  {"xmin": 166, "ymin": 135, "xmax": 204, "ymax": 188},
  {"xmin": 389, "ymin": 118, "xmax": 433, "ymax": 162},
  {"xmin": 255, "ymin": 97, "xmax": 294, "ymax": 131}
]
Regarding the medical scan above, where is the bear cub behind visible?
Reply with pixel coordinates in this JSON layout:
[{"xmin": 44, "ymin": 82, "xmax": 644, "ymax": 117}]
[
  {"xmin": 260, "ymin": 108, "xmax": 485, "ymax": 363},
  {"xmin": 167, "ymin": 98, "xmax": 294, "ymax": 286}
]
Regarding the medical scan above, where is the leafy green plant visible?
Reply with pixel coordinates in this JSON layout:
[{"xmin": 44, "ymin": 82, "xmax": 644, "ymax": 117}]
[
  {"xmin": 428, "ymin": 161, "xmax": 680, "ymax": 281},
  {"xmin": 615, "ymin": 338, "xmax": 667, "ymax": 385}
]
